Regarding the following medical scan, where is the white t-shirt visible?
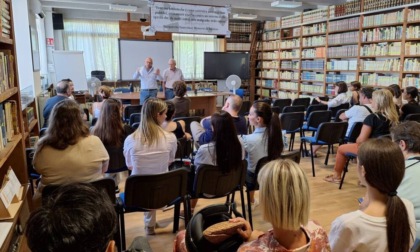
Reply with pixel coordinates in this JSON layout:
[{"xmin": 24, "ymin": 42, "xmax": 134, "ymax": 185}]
[
  {"xmin": 329, "ymin": 198, "xmax": 416, "ymax": 252},
  {"xmin": 344, "ymin": 104, "xmax": 373, "ymax": 136},
  {"xmin": 123, "ymin": 130, "xmax": 177, "ymax": 175}
]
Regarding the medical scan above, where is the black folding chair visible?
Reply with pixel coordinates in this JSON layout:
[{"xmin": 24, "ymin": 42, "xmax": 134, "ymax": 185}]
[
  {"xmin": 305, "ymin": 104, "xmax": 328, "ymax": 121},
  {"xmin": 280, "ymin": 112, "xmax": 305, "ymax": 151},
  {"xmin": 405, "ymin": 113, "xmax": 420, "ymax": 123},
  {"xmin": 329, "ymin": 103, "xmax": 350, "ymax": 120},
  {"xmin": 302, "ymin": 110, "xmax": 332, "ymax": 137},
  {"xmin": 282, "ymin": 105, "xmax": 305, "ymax": 113},
  {"xmin": 273, "ymin": 98, "xmax": 292, "ymax": 114},
  {"xmin": 292, "ymin": 97, "xmax": 310, "ymax": 109},
  {"xmin": 124, "ymin": 105, "xmax": 142, "ymax": 123},
  {"xmin": 339, "ymin": 122, "xmax": 363, "ymax": 189}
]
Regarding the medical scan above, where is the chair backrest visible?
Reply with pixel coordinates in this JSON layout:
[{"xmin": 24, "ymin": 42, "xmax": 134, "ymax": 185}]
[
  {"xmin": 282, "ymin": 105, "xmax": 305, "ymax": 113},
  {"xmin": 131, "ymin": 122, "xmax": 140, "ymax": 129},
  {"xmin": 292, "ymin": 97, "xmax": 310, "ymax": 108},
  {"xmin": 311, "ymin": 96, "xmax": 329, "ymax": 105},
  {"xmin": 26, "ymin": 148, "xmax": 39, "ymax": 179},
  {"xmin": 173, "ymin": 116, "xmax": 202, "ymax": 135},
  {"xmin": 91, "ymin": 70, "xmax": 106, "ymax": 81},
  {"xmin": 329, "ymin": 103, "xmax": 350, "ymax": 118},
  {"xmin": 347, "ymin": 122, "xmax": 363, "ymax": 143},
  {"xmin": 405, "ymin": 113, "xmax": 420, "ymax": 123},
  {"xmin": 334, "ymin": 109, "xmax": 348, "ymax": 122},
  {"xmin": 280, "ymin": 150, "xmax": 301, "ymax": 164},
  {"xmin": 129, "ymin": 113, "xmax": 141, "ymax": 126},
  {"xmin": 124, "ymin": 168, "xmax": 189, "ymax": 210},
  {"xmin": 192, "ymin": 160, "xmax": 246, "ymax": 198},
  {"xmin": 315, "ymin": 122, "xmax": 348, "ymax": 145},
  {"xmin": 271, "ymin": 106, "xmax": 281, "ymax": 114},
  {"xmin": 306, "ymin": 110, "xmax": 332, "ymax": 129},
  {"xmin": 305, "ymin": 104, "xmax": 328, "ymax": 119},
  {"xmin": 280, "ymin": 112, "xmax": 305, "ymax": 132},
  {"xmin": 124, "ymin": 105, "xmax": 142, "ymax": 122},
  {"xmin": 273, "ymin": 98, "xmax": 292, "ymax": 113}
]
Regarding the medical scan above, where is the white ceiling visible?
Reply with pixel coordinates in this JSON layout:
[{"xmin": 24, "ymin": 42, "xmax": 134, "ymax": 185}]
[{"xmin": 40, "ymin": 0, "xmax": 348, "ymax": 21}]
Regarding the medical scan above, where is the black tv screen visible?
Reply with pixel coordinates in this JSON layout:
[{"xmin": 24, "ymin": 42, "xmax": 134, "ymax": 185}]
[{"xmin": 204, "ymin": 52, "xmax": 250, "ymax": 80}]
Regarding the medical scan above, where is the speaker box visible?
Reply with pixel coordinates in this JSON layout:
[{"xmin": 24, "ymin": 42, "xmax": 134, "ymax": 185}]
[{"xmin": 52, "ymin": 13, "xmax": 64, "ymax": 30}]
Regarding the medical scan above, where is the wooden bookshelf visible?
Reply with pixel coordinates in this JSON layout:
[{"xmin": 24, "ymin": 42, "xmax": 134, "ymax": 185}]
[
  {"xmin": 252, "ymin": 0, "xmax": 420, "ymax": 100},
  {"xmin": 0, "ymin": 0, "xmax": 31, "ymax": 251}
]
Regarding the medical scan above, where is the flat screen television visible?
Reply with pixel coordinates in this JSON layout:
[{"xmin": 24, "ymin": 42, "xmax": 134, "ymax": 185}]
[{"xmin": 204, "ymin": 52, "xmax": 250, "ymax": 80}]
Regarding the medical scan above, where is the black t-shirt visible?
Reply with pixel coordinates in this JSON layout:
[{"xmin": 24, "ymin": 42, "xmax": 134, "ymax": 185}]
[
  {"xmin": 363, "ymin": 113, "xmax": 392, "ymax": 138},
  {"xmin": 400, "ymin": 103, "xmax": 420, "ymax": 121},
  {"xmin": 234, "ymin": 116, "xmax": 248, "ymax": 135}
]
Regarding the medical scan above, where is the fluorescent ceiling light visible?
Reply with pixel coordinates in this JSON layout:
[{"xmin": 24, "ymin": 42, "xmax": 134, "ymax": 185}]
[
  {"xmin": 232, "ymin": 13, "xmax": 258, "ymax": 20},
  {"xmin": 271, "ymin": 1, "xmax": 302, "ymax": 8},
  {"xmin": 109, "ymin": 4, "xmax": 138, "ymax": 12}
]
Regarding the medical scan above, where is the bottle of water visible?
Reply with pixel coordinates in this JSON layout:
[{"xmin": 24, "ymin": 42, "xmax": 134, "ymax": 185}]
[{"xmin": 129, "ymin": 82, "xmax": 134, "ymax": 92}]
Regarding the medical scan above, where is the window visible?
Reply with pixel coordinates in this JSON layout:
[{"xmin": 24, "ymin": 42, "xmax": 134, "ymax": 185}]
[
  {"xmin": 173, "ymin": 33, "xmax": 221, "ymax": 80},
  {"xmin": 63, "ymin": 19, "xmax": 119, "ymax": 80}
]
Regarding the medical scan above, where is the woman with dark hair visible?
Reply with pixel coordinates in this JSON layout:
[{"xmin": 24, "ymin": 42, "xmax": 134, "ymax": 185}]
[
  {"xmin": 190, "ymin": 111, "xmax": 244, "ymax": 212},
  {"xmin": 90, "ymin": 85, "xmax": 112, "ymax": 118},
  {"xmin": 162, "ymin": 101, "xmax": 191, "ymax": 140},
  {"xmin": 33, "ymin": 99, "xmax": 109, "ymax": 207},
  {"xmin": 91, "ymin": 98, "xmax": 134, "ymax": 188},
  {"xmin": 399, "ymin": 86, "xmax": 420, "ymax": 121},
  {"xmin": 388, "ymin": 84, "xmax": 403, "ymax": 109},
  {"xmin": 349, "ymin": 81, "xmax": 362, "ymax": 106},
  {"xmin": 170, "ymin": 81, "xmax": 190, "ymax": 118},
  {"xmin": 315, "ymin": 81, "xmax": 349, "ymax": 108},
  {"xmin": 329, "ymin": 138, "xmax": 416, "ymax": 252},
  {"xmin": 242, "ymin": 101, "xmax": 283, "ymax": 208}
]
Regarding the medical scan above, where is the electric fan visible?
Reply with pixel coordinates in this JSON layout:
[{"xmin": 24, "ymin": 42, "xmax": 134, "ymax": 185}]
[
  {"xmin": 87, "ymin": 77, "xmax": 101, "ymax": 96},
  {"xmin": 225, "ymin": 74, "xmax": 242, "ymax": 95}
]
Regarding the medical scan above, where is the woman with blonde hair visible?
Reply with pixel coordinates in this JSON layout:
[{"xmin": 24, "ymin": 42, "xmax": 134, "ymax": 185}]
[
  {"xmin": 330, "ymin": 138, "xmax": 415, "ymax": 252},
  {"xmin": 91, "ymin": 85, "xmax": 112, "ymax": 118},
  {"xmin": 325, "ymin": 88, "xmax": 399, "ymax": 183},
  {"xmin": 236, "ymin": 159, "xmax": 330, "ymax": 251},
  {"xmin": 123, "ymin": 97, "xmax": 177, "ymax": 235},
  {"xmin": 33, "ymin": 99, "xmax": 109, "ymax": 207}
]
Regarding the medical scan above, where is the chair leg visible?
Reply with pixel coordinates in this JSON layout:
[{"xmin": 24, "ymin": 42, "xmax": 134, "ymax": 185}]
[
  {"xmin": 289, "ymin": 132, "xmax": 295, "ymax": 151},
  {"xmin": 339, "ymin": 158, "xmax": 351, "ymax": 189},
  {"xmin": 239, "ymin": 186, "xmax": 247, "ymax": 220},
  {"xmin": 173, "ymin": 202, "xmax": 180, "ymax": 233},
  {"xmin": 184, "ymin": 195, "xmax": 191, "ymax": 225},
  {"xmin": 119, "ymin": 207, "xmax": 126, "ymax": 251},
  {"xmin": 325, "ymin": 145, "xmax": 330, "ymax": 166},
  {"xmin": 310, "ymin": 144, "xmax": 316, "ymax": 177},
  {"xmin": 246, "ymin": 188, "xmax": 253, "ymax": 230}
]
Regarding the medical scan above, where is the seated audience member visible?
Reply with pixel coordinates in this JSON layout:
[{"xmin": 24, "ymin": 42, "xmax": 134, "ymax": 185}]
[
  {"xmin": 242, "ymin": 101, "xmax": 283, "ymax": 208},
  {"xmin": 170, "ymin": 81, "xmax": 190, "ymax": 118},
  {"xmin": 314, "ymin": 81, "xmax": 349, "ymax": 108},
  {"xmin": 339, "ymin": 87, "xmax": 374, "ymax": 137},
  {"xmin": 26, "ymin": 183, "xmax": 117, "ymax": 252},
  {"xmin": 91, "ymin": 85, "xmax": 113, "ymax": 118},
  {"xmin": 162, "ymin": 101, "xmax": 191, "ymax": 140},
  {"xmin": 400, "ymin": 86, "xmax": 420, "ymax": 121},
  {"xmin": 123, "ymin": 98, "xmax": 177, "ymax": 235},
  {"xmin": 34, "ymin": 99, "xmax": 109, "ymax": 208},
  {"xmin": 61, "ymin": 78, "xmax": 75, "ymax": 100},
  {"xmin": 91, "ymin": 98, "xmax": 134, "ymax": 188},
  {"xmin": 191, "ymin": 111, "xmax": 244, "ymax": 213},
  {"xmin": 329, "ymin": 138, "xmax": 416, "ymax": 252},
  {"xmin": 324, "ymin": 89, "xmax": 399, "ymax": 183},
  {"xmin": 391, "ymin": 121, "xmax": 420, "ymax": 242},
  {"xmin": 349, "ymin": 81, "xmax": 362, "ymax": 106},
  {"xmin": 388, "ymin": 84, "xmax": 403, "ymax": 110},
  {"xmin": 191, "ymin": 94, "xmax": 247, "ymax": 146},
  {"xmin": 42, "ymin": 79, "xmax": 72, "ymax": 127}
]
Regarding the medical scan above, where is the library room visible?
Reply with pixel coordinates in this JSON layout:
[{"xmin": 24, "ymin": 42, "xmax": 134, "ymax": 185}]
[{"xmin": 1, "ymin": 0, "xmax": 420, "ymax": 251}]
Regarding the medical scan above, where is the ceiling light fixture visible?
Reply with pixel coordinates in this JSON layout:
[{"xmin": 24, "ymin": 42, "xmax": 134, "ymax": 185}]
[
  {"xmin": 271, "ymin": 1, "xmax": 302, "ymax": 8},
  {"xmin": 232, "ymin": 13, "xmax": 258, "ymax": 20},
  {"xmin": 109, "ymin": 4, "xmax": 138, "ymax": 12}
]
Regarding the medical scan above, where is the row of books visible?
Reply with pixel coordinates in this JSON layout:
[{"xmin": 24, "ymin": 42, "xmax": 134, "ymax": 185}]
[
  {"xmin": 0, "ymin": 0, "xmax": 11, "ymax": 39},
  {"xmin": 406, "ymin": 25, "xmax": 420, "ymax": 39},
  {"xmin": 279, "ymin": 81, "xmax": 298, "ymax": 90},
  {"xmin": 302, "ymin": 47, "xmax": 326, "ymax": 58},
  {"xmin": 329, "ymin": 0, "xmax": 361, "ymax": 18},
  {"xmin": 301, "ymin": 60, "xmax": 324, "ymax": 70},
  {"xmin": 0, "ymin": 101, "xmax": 19, "ymax": 150},
  {"xmin": 258, "ymin": 51, "xmax": 279, "ymax": 60},
  {"xmin": 327, "ymin": 60, "xmax": 358, "ymax": 70},
  {"xmin": 229, "ymin": 23, "xmax": 252, "ymax": 33},
  {"xmin": 264, "ymin": 20, "xmax": 281, "ymax": 30},
  {"xmin": 256, "ymin": 79, "xmax": 276, "ymax": 88},
  {"xmin": 360, "ymin": 42, "xmax": 401, "ymax": 56},
  {"xmin": 403, "ymin": 58, "xmax": 420, "ymax": 71},
  {"xmin": 405, "ymin": 42, "xmax": 420, "ymax": 55},
  {"xmin": 0, "ymin": 50, "xmax": 15, "ymax": 93},
  {"xmin": 363, "ymin": 0, "xmax": 406, "ymax": 12},
  {"xmin": 408, "ymin": 8, "xmax": 420, "ymax": 22},
  {"xmin": 328, "ymin": 31, "xmax": 359, "ymax": 45},
  {"xmin": 261, "ymin": 60, "xmax": 279, "ymax": 69},
  {"xmin": 301, "ymin": 83, "xmax": 324, "ymax": 94},
  {"xmin": 280, "ymin": 50, "xmax": 300, "ymax": 58},
  {"xmin": 362, "ymin": 26, "xmax": 403, "ymax": 42},
  {"xmin": 263, "ymin": 30, "xmax": 280, "ymax": 41},
  {"xmin": 259, "ymin": 70, "xmax": 279, "ymax": 79},
  {"xmin": 302, "ymin": 36, "xmax": 325, "ymax": 47},
  {"xmin": 326, "ymin": 73, "xmax": 356, "ymax": 83},
  {"xmin": 402, "ymin": 77, "xmax": 420, "ymax": 88},
  {"xmin": 262, "ymin": 40, "xmax": 280, "ymax": 50},
  {"xmin": 359, "ymin": 73, "xmax": 399, "ymax": 86},
  {"xmin": 360, "ymin": 59, "xmax": 400, "ymax": 71},
  {"xmin": 226, "ymin": 43, "xmax": 250, "ymax": 51},
  {"xmin": 227, "ymin": 33, "xmax": 251, "ymax": 42},
  {"xmin": 279, "ymin": 71, "xmax": 299, "ymax": 80},
  {"xmin": 328, "ymin": 17, "xmax": 360, "ymax": 33},
  {"xmin": 302, "ymin": 23, "xmax": 326, "ymax": 36},
  {"xmin": 280, "ymin": 39, "xmax": 300, "ymax": 49},
  {"xmin": 328, "ymin": 45, "xmax": 358, "ymax": 58},
  {"xmin": 280, "ymin": 61, "xmax": 299, "ymax": 69},
  {"xmin": 282, "ymin": 14, "xmax": 301, "ymax": 27},
  {"xmin": 302, "ymin": 9, "xmax": 328, "ymax": 24},
  {"xmin": 363, "ymin": 10, "xmax": 404, "ymax": 27},
  {"xmin": 301, "ymin": 72, "xmax": 324, "ymax": 81}
]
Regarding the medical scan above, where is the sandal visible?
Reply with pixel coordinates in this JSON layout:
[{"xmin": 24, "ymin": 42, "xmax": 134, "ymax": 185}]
[{"xmin": 324, "ymin": 174, "xmax": 341, "ymax": 184}]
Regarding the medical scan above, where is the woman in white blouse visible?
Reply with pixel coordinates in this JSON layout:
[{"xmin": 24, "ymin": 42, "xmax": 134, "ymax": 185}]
[{"xmin": 315, "ymin": 81, "xmax": 349, "ymax": 108}]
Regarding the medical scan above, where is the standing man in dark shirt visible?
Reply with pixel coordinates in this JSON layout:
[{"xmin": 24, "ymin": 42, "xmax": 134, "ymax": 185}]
[{"xmin": 43, "ymin": 80, "xmax": 71, "ymax": 127}]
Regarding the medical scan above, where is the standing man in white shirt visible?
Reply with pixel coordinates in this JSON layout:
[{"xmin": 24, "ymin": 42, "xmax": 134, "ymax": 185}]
[
  {"xmin": 133, "ymin": 57, "xmax": 162, "ymax": 105},
  {"xmin": 162, "ymin": 58, "xmax": 184, "ymax": 99}
]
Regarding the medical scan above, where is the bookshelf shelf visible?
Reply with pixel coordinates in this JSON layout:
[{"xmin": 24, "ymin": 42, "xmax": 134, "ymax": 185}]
[
  {"xmin": 0, "ymin": 87, "xmax": 17, "ymax": 103},
  {"xmin": 0, "ymin": 37, "xmax": 13, "ymax": 45},
  {"xmin": 0, "ymin": 134, "xmax": 22, "ymax": 168},
  {"xmin": 301, "ymin": 32, "xmax": 327, "ymax": 37}
]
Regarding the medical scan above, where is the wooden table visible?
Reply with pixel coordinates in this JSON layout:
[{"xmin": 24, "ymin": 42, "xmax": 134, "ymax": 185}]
[{"xmin": 111, "ymin": 91, "xmax": 218, "ymax": 116}]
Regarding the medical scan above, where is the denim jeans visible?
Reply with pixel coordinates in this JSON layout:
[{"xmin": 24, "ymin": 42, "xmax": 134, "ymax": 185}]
[
  {"xmin": 140, "ymin": 89, "xmax": 158, "ymax": 105},
  {"xmin": 165, "ymin": 89, "xmax": 175, "ymax": 99}
]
